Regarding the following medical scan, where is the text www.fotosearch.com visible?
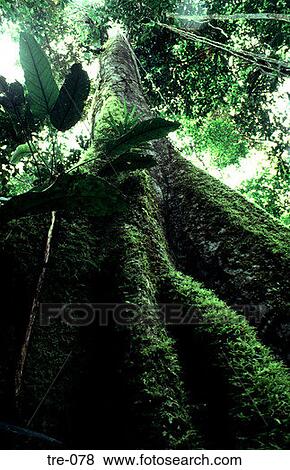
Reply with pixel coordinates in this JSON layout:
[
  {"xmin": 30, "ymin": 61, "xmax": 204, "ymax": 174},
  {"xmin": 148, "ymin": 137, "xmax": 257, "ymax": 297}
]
[
  {"xmin": 102, "ymin": 454, "xmax": 242, "ymax": 467},
  {"xmin": 46, "ymin": 453, "xmax": 242, "ymax": 467}
]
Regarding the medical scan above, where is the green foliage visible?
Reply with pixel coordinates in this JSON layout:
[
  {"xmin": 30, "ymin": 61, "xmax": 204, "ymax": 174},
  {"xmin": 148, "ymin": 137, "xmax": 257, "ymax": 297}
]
[
  {"xmin": 0, "ymin": 62, "xmax": 178, "ymax": 223},
  {"xmin": 0, "ymin": 174, "xmax": 127, "ymax": 223},
  {"xmin": 0, "ymin": 1, "xmax": 77, "ymax": 80},
  {"xmin": 20, "ymin": 32, "xmax": 59, "ymax": 119},
  {"xmin": 0, "ymin": 32, "xmax": 92, "ymax": 206},
  {"xmin": 172, "ymin": 113, "xmax": 248, "ymax": 168},
  {"xmin": 89, "ymin": 96, "xmax": 180, "ymax": 175},
  {"xmin": 105, "ymin": 99, "xmax": 141, "ymax": 137},
  {"xmin": 85, "ymin": 114, "xmax": 178, "ymax": 175},
  {"xmin": 50, "ymin": 63, "xmax": 90, "ymax": 131},
  {"xmin": 18, "ymin": 33, "xmax": 90, "ymax": 133},
  {"xmin": 102, "ymin": 0, "xmax": 289, "ymax": 181},
  {"xmin": 10, "ymin": 143, "xmax": 32, "ymax": 164},
  {"xmin": 240, "ymin": 167, "xmax": 290, "ymax": 224},
  {"xmin": 198, "ymin": 117, "xmax": 249, "ymax": 168},
  {"xmin": 106, "ymin": 117, "xmax": 180, "ymax": 157}
]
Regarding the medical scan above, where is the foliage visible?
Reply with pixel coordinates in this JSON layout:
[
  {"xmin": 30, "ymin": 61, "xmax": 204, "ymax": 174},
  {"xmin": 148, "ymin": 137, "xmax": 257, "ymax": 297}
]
[
  {"xmin": 0, "ymin": 1, "xmax": 76, "ymax": 79},
  {"xmin": 197, "ymin": 117, "xmax": 248, "ymax": 168},
  {"xmin": 1, "ymin": 1, "xmax": 289, "ymax": 224},
  {"xmin": 0, "ymin": 31, "xmax": 90, "ymax": 187},
  {"xmin": 50, "ymin": 63, "xmax": 90, "ymax": 131},
  {"xmin": 100, "ymin": 0, "xmax": 289, "ymax": 184},
  {"xmin": 105, "ymin": 117, "xmax": 179, "ymax": 157},
  {"xmin": 0, "ymin": 174, "xmax": 127, "ymax": 223},
  {"xmin": 88, "ymin": 96, "xmax": 180, "ymax": 175},
  {"xmin": 239, "ymin": 167, "xmax": 290, "ymax": 225},
  {"xmin": 20, "ymin": 32, "xmax": 59, "ymax": 119},
  {"xmin": 0, "ymin": 34, "xmax": 180, "ymax": 223},
  {"xmin": 10, "ymin": 143, "xmax": 32, "ymax": 165},
  {"xmin": 172, "ymin": 113, "xmax": 249, "ymax": 168},
  {"xmin": 19, "ymin": 33, "xmax": 90, "ymax": 130},
  {"xmin": 0, "ymin": 75, "xmax": 37, "ymax": 145}
]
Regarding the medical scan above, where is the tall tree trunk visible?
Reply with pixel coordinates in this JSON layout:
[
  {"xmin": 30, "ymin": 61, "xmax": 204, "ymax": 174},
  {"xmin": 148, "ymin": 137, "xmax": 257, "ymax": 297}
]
[{"xmin": 0, "ymin": 35, "xmax": 289, "ymax": 450}]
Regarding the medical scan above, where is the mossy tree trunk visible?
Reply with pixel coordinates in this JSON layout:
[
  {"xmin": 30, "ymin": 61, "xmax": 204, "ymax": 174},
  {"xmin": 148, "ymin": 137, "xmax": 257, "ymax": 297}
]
[{"xmin": 0, "ymin": 35, "xmax": 289, "ymax": 450}]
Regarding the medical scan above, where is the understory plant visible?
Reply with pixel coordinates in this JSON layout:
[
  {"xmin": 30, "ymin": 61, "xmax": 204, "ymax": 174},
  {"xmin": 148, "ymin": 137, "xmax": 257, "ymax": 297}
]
[{"xmin": 0, "ymin": 32, "xmax": 179, "ymax": 224}]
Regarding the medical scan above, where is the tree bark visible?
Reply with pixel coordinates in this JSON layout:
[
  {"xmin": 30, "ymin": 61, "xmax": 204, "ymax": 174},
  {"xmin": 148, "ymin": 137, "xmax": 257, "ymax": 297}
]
[
  {"xmin": 158, "ymin": 143, "xmax": 290, "ymax": 363},
  {"xmin": 0, "ymin": 35, "xmax": 289, "ymax": 450}
]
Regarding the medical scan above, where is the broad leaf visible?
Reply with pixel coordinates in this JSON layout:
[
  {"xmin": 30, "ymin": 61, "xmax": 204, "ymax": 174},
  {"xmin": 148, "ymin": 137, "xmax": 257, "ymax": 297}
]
[
  {"xmin": 0, "ymin": 76, "xmax": 35, "ymax": 144},
  {"xmin": 50, "ymin": 63, "xmax": 90, "ymax": 131},
  {"xmin": 11, "ymin": 143, "xmax": 32, "ymax": 164},
  {"xmin": 0, "ymin": 174, "xmax": 127, "ymax": 223},
  {"xmin": 105, "ymin": 118, "xmax": 180, "ymax": 157},
  {"xmin": 20, "ymin": 32, "xmax": 59, "ymax": 119},
  {"xmin": 99, "ymin": 152, "xmax": 157, "ymax": 177}
]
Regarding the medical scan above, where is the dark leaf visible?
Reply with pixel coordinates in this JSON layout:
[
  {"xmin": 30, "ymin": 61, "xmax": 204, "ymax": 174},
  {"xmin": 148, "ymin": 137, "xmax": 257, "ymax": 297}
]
[
  {"xmin": 50, "ymin": 63, "xmax": 90, "ymax": 131},
  {"xmin": 0, "ymin": 76, "xmax": 25, "ymax": 117},
  {"xmin": 0, "ymin": 174, "xmax": 127, "ymax": 223},
  {"xmin": 0, "ymin": 76, "xmax": 35, "ymax": 144},
  {"xmin": 106, "ymin": 117, "xmax": 180, "ymax": 157},
  {"xmin": 99, "ymin": 152, "xmax": 157, "ymax": 177}
]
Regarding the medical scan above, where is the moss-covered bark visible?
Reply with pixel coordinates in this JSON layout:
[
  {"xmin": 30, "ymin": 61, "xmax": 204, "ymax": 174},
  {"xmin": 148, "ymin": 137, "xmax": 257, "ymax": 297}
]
[
  {"xmin": 159, "ymin": 145, "xmax": 290, "ymax": 362},
  {"xmin": 161, "ymin": 270, "xmax": 290, "ymax": 449},
  {"xmin": 0, "ymin": 34, "xmax": 289, "ymax": 450}
]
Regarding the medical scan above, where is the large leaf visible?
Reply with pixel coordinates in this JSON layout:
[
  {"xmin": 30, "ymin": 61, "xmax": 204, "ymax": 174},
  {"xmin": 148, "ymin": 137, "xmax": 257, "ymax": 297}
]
[
  {"xmin": 99, "ymin": 152, "xmax": 157, "ymax": 177},
  {"xmin": 0, "ymin": 174, "xmax": 127, "ymax": 223},
  {"xmin": 20, "ymin": 32, "xmax": 59, "ymax": 119},
  {"xmin": 50, "ymin": 63, "xmax": 90, "ymax": 131},
  {"xmin": 10, "ymin": 143, "xmax": 32, "ymax": 164},
  {"xmin": 105, "ymin": 118, "xmax": 180, "ymax": 157}
]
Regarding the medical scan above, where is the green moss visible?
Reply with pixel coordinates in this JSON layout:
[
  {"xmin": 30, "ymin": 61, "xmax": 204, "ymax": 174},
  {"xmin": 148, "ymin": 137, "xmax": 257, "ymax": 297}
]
[
  {"xmin": 163, "ymin": 269, "xmax": 290, "ymax": 449},
  {"xmin": 93, "ymin": 96, "xmax": 125, "ymax": 144},
  {"xmin": 163, "ymin": 152, "xmax": 290, "ymax": 360},
  {"xmin": 107, "ymin": 172, "xmax": 201, "ymax": 449},
  {"xmin": 179, "ymin": 157, "xmax": 289, "ymax": 257}
]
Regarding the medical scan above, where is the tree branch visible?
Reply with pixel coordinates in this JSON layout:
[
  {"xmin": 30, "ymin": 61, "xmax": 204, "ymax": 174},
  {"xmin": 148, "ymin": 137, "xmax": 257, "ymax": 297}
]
[
  {"xmin": 158, "ymin": 22, "xmax": 290, "ymax": 77},
  {"xmin": 168, "ymin": 13, "xmax": 290, "ymax": 23}
]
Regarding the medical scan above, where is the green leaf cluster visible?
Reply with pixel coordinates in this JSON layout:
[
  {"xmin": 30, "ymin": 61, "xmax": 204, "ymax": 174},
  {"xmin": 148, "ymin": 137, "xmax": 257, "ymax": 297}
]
[{"xmin": 19, "ymin": 32, "xmax": 90, "ymax": 131}]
